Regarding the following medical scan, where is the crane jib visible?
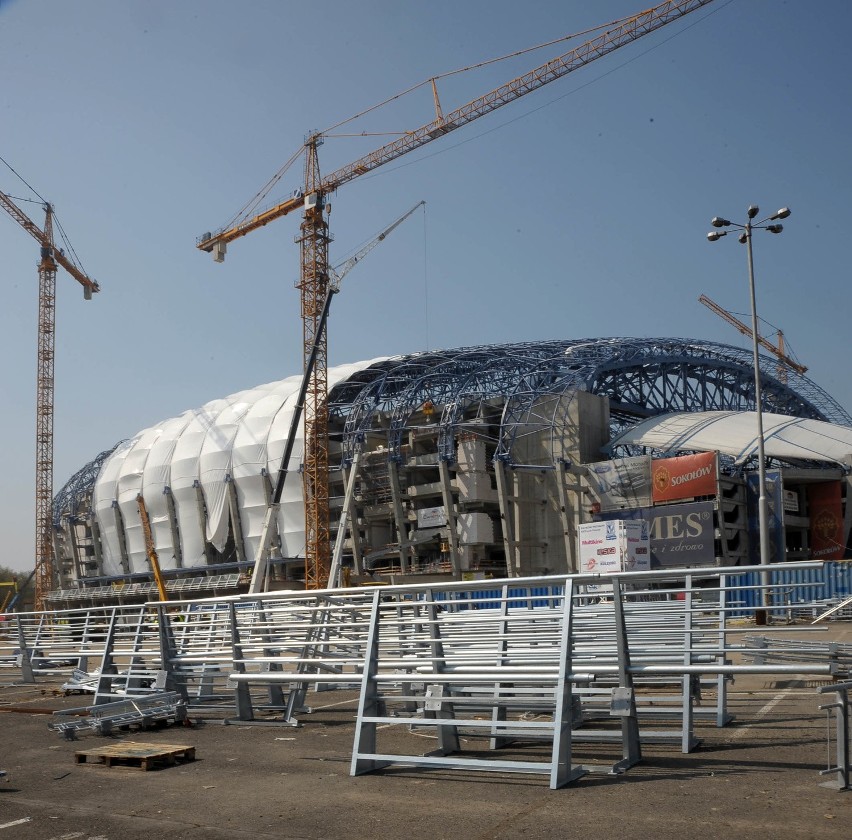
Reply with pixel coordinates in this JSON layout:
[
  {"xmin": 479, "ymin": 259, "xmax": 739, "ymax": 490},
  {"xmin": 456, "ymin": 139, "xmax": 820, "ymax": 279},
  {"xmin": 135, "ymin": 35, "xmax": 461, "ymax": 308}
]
[{"xmin": 201, "ymin": 0, "xmax": 716, "ymax": 251}]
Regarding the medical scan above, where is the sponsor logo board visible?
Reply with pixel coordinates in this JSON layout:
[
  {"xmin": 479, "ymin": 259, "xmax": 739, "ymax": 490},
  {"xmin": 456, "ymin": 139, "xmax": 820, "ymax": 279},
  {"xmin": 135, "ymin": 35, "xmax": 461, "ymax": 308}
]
[{"xmin": 651, "ymin": 452, "xmax": 717, "ymax": 503}]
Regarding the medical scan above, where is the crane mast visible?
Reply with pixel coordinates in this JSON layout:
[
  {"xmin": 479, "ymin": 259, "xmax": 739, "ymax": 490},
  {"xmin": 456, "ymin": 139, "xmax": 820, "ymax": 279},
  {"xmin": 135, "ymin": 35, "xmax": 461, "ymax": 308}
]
[
  {"xmin": 298, "ymin": 139, "xmax": 333, "ymax": 589},
  {"xmin": 199, "ymin": 0, "xmax": 717, "ymax": 589},
  {"xmin": 248, "ymin": 201, "xmax": 426, "ymax": 593},
  {"xmin": 35, "ymin": 206, "xmax": 58, "ymax": 610},
  {"xmin": 1, "ymin": 189, "xmax": 99, "ymax": 609}
]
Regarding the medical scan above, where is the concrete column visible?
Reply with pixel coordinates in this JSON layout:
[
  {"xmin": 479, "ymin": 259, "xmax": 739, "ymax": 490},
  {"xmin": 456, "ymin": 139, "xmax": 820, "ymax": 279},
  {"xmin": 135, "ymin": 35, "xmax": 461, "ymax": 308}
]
[
  {"xmin": 556, "ymin": 461, "xmax": 580, "ymax": 573},
  {"xmin": 193, "ymin": 481, "xmax": 215, "ymax": 565},
  {"xmin": 386, "ymin": 460, "xmax": 410, "ymax": 573},
  {"xmin": 438, "ymin": 459, "xmax": 461, "ymax": 578},
  {"xmin": 112, "ymin": 501, "xmax": 130, "ymax": 575},
  {"xmin": 494, "ymin": 459, "xmax": 518, "ymax": 577},
  {"xmin": 163, "ymin": 487, "xmax": 183, "ymax": 569},
  {"xmin": 226, "ymin": 476, "xmax": 247, "ymax": 564}
]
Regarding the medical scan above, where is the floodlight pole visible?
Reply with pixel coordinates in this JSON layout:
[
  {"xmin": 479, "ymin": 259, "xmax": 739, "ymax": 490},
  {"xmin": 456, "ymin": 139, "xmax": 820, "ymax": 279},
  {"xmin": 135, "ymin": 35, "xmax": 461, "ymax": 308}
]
[
  {"xmin": 743, "ymin": 218, "xmax": 772, "ymax": 576},
  {"xmin": 707, "ymin": 205, "xmax": 791, "ymax": 617}
]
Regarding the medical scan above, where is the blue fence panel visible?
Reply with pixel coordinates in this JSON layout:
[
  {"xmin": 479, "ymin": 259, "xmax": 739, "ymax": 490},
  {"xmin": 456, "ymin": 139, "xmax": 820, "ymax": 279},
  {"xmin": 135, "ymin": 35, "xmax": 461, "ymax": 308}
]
[
  {"xmin": 725, "ymin": 562, "xmax": 852, "ymax": 617},
  {"xmin": 435, "ymin": 584, "xmax": 565, "ymax": 611}
]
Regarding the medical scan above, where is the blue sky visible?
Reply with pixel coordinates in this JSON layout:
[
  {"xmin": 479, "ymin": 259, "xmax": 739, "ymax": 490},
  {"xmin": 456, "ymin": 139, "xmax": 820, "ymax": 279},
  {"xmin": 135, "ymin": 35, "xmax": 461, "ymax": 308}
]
[{"xmin": 1, "ymin": 0, "xmax": 850, "ymax": 573}]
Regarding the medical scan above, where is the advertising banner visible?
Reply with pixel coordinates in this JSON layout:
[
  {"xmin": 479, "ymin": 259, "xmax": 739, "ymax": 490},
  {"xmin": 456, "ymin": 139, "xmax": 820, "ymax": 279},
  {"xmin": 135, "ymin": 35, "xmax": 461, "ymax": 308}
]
[
  {"xmin": 651, "ymin": 451, "xmax": 716, "ymax": 503},
  {"xmin": 646, "ymin": 501, "xmax": 716, "ymax": 567},
  {"xmin": 578, "ymin": 520, "xmax": 650, "ymax": 575},
  {"xmin": 416, "ymin": 506, "xmax": 447, "ymax": 528},
  {"xmin": 783, "ymin": 489, "xmax": 799, "ymax": 514},
  {"xmin": 808, "ymin": 482, "xmax": 844, "ymax": 561},
  {"xmin": 585, "ymin": 455, "xmax": 652, "ymax": 511},
  {"xmin": 746, "ymin": 469, "xmax": 785, "ymax": 564},
  {"xmin": 578, "ymin": 520, "xmax": 622, "ymax": 574},
  {"xmin": 597, "ymin": 501, "xmax": 716, "ymax": 568}
]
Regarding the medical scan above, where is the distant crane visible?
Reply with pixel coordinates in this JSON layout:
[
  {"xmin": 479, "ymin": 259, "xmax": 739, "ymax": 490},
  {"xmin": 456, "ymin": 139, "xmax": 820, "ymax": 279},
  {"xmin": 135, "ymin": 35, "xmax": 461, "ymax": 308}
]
[
  {"xmin": 0, "ymin": 581, "xmax": 18, "ymax": 612},
  {"xmin": 1, "ymin": 569, "xmax": 36, "ymax": 613},
  {"xmin": 0, "ymin": 187, "xmax": 100, "ymax": 609},
  {"xmin": 137, "ymin": 495, "xmax": 169, "ymax": 602},
  {"xmin": 698, "ymin": 293, "xmax": 807, "ymax": 383},
  {"xmin": 198, "ymin": 0, "xmax": 718, "ymax": 589}
]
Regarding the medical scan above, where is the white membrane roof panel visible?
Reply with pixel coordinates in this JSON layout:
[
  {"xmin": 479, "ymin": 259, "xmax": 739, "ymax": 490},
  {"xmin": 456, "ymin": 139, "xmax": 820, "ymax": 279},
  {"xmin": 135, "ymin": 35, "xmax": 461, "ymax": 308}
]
[{"xmin": 610, "ymin": 411, "xmax": 852, "ymax": 465}]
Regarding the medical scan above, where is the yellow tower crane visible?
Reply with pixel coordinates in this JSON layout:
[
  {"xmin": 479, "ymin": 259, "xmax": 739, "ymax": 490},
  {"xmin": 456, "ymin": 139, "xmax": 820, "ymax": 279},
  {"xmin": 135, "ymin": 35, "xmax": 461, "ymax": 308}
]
[
  {"xmin": 1, "ymin": 188, "xmax": 100, "ymax": 609},
  {"xmin": 198, "ymin": 0, "xmax": 718, "ymax": 590},
  {"xmin": 698, "ymin": 293, "xmax": 807, "ymax": 383}
]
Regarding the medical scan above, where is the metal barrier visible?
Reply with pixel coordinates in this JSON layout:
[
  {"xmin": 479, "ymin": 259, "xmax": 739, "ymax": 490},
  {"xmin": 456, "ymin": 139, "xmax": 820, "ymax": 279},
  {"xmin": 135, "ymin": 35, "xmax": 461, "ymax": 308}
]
[
  {"xmin": 5, "ymin": 560, "xmax": 846, "ymax": 787},
  {"xmin": 50, "ymin": 691, "xmax": 187, "ymax": 738},
  {"xmin": 225, "ymin": 591, "xmax": 376, "ymax": 724},
  {"xmin": 348, "ymin": 566, "xmax": 832, "ymax": 788},
  {"xmin": 744, "ymin": 635, "xmax": 852, "ymax": 678},
  {"xmin": 351, "ymin": 579, "xmax": 603, "ymax": 788},
  {"xmin": 817, "ymin": 680, "xmax": 851, "ymax": 791}
]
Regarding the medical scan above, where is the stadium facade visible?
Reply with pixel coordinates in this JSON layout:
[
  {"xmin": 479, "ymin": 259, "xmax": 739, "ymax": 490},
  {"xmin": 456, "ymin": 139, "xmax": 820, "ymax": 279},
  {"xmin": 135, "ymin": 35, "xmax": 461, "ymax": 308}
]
[{"xmin": 49, "ymin": 337, "xmax": 852, "ymax": 605}]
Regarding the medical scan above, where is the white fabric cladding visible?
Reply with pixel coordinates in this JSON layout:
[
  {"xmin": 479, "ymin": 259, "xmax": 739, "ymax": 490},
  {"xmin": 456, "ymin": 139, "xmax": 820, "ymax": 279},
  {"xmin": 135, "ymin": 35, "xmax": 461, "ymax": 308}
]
[
  {"xmin": 609, "ymin": 411, "xmax": 852, "ymax": 465},
  {"xmin": 93, "ymin": 358, "xmax": 388, "ymax": 573}
]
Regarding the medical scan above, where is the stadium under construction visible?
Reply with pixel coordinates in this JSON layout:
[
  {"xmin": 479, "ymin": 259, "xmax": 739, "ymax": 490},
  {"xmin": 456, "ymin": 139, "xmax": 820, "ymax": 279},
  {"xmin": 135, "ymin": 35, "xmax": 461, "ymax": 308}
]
[{"xmin": 45, "ymin": 336, "xmax": 852, "ymax": 608}]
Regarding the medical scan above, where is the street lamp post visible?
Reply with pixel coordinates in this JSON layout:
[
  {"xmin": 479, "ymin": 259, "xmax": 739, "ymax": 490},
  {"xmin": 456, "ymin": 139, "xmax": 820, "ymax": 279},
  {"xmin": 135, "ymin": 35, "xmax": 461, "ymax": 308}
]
[{"xmin": 707, "ymin": 205, "xmax": 791, "ymax": 617}]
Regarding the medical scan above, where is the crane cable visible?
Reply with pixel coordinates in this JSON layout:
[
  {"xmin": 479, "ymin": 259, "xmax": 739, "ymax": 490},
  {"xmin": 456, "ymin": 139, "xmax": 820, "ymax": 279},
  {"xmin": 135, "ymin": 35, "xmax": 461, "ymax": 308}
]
[
  {"xmin": 223, "ymin": 9, "xmax": 705, "ymax": 228},
  {"xmin": 322, "ymin": 16, "xmax": 631, "ymax": 136},
  {"xmin": 223, "ymin": 145, "xmax": 303, "ymax": 231},
  {"xmin": 222, "ymin": 1, "xmax": 733, "ymax": 236},
  {"xmin": 1, "ymin": 154, "xmax": 90, "ymax": 277}
]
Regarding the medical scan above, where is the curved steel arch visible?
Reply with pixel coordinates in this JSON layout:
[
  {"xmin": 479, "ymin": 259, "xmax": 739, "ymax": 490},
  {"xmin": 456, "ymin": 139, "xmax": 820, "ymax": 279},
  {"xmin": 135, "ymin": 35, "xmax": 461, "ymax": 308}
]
[
  {"xmin": 324, "ymin": 338, "xmax": 850, "ymax": 468},
  {"xmin": 497, "ymin": 338, "xmax": 850, "ymax": 463},
  {"xmin": 61, "ymin": 338, "xmax": 852, "ymax": 517},
  {"xmin": 332, "ymin": 341, "xmax": 573, "ymax": 463},
  {"xmin": 52, "ymin": 441, "xmax": 124, "ymax": 525}
]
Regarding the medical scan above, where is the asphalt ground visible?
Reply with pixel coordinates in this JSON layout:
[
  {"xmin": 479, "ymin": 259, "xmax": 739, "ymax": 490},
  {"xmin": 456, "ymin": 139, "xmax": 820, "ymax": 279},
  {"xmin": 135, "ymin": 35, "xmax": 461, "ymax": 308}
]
[{"xmin": 1, "ymin": 623, "xmax": 851, "ymax": 840}]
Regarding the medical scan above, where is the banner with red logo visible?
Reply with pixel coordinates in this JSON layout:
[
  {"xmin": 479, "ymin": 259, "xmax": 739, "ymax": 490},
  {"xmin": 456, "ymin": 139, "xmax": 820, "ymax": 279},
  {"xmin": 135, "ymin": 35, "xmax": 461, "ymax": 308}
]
[
  {"xmin": 808, "ymin": 482, "xmax": 844, "ymax": 561},
  {"xmin": 651, "ymin": 452, "xmax": 717, "ymax": 503}
]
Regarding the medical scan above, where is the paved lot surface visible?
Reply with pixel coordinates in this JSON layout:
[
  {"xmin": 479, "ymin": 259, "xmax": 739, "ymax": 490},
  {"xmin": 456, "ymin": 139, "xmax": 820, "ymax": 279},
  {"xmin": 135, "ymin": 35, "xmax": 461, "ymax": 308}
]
[{"xmin": 1, "ymin": 622, "xmax": 851, "ymax": 840}]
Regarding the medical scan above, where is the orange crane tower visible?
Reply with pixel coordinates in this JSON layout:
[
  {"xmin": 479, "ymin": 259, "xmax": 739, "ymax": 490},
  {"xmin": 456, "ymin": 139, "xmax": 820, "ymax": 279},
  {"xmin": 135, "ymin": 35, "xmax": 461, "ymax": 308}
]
[
  {"xmin": 198, "ymin": 0, "xmax": 718, "ymax": 589},
  {"xmin": 0, "ymin": 190, "xmax": 100, "ymax": 609},
  {"xmin": 698, "ymin": 293, "xmax": 807, "ymax": 382}
]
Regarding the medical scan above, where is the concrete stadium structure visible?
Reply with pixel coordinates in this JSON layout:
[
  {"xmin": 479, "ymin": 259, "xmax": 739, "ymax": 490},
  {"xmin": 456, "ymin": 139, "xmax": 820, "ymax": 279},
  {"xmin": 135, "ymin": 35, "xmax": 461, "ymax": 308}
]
[{"xmin": 48, "ymin": 337, "xmax": 852, "ymax": 605}]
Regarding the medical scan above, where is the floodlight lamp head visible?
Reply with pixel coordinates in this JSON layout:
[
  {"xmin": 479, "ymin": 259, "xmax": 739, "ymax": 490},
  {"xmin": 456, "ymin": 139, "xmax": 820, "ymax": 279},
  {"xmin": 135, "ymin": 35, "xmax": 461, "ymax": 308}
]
[
  {"xmin": 707, "ymin": 231, "xmax": 725, "ymax": 242},
  {"xmin": 711, "ymin": 217, "xmax": 731, "ymax": 228},
  {"xmin": 747, "ymin": 205, "xmax": 759, "ymax": 219},
  {"xmin": 738, "ymin": 232, "xmax": 748, "ymax": 244},
  {"xmin": 766, "ymin": 224, "xmax": 783, "ymax": 234},
  {"xmin": 770, "ymin": 207, "xmax": 791, "ymax": 220}
]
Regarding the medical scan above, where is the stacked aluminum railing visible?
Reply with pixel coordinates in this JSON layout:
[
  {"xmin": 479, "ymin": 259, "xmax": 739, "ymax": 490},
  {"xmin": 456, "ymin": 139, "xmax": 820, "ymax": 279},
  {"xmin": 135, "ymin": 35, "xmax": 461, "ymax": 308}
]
[
  {"xmin": 743, "ymin": 634, "xmax": 852, "ymax": 678},
  {"xmin": 1, "ymin": 562, "xmax": 843, "ymax": 787}
]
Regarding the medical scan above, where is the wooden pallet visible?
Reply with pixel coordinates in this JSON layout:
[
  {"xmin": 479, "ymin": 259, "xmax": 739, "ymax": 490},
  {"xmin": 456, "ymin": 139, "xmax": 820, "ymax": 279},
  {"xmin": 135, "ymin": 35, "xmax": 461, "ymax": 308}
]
[{"xmin": 74, "ymin": 741, "xmax": 196, "ymax": 771}]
